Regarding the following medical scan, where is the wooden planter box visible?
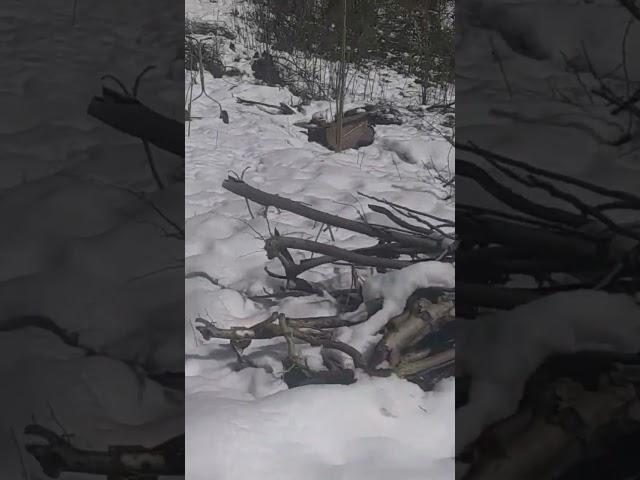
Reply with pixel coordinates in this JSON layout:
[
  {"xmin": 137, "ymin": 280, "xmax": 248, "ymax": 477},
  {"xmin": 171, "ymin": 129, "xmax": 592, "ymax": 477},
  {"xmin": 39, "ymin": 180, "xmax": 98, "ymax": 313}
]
[{"xmin": 306, "ymin": 113, "xmax": 374, "ymax": 151}]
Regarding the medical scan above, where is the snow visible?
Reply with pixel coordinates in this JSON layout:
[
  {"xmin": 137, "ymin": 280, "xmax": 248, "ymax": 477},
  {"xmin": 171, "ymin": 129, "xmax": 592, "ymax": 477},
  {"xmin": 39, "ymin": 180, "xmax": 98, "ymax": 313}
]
[
  {"xmin": 457, "ymin": 0, "xmax": 640, "ymax": 473},
  {"xmin": 1, "ymin": 0, "xmax": 184, "ymax": 478},
  {"xmin": 457, "ymin": 0, "xmax": 640, "ymax": 201},
  {"xmin": 186, "ymin": 377, "xmax": 454, "ymax": 480},
  {"xmin": 338, "ymin": 261, "xmax": 455, "ymax": 362},
  {"xmin": 456, "ymin": 290, "xmax": 640, "ymax": 455},
  {"xmin": 186, "ymin": 0, "xmax": 454, "ymax": 478}
]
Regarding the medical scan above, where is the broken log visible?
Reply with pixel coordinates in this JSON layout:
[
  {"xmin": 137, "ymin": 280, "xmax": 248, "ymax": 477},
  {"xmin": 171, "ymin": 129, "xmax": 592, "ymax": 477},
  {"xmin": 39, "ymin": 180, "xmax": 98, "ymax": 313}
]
[
  {"xmin": 88, "ymin": 86, "xmax": 184, "ymax": 157},
  {"xmin": 370, "ymin": 290, "xmax": 454, "ymax": 368}
]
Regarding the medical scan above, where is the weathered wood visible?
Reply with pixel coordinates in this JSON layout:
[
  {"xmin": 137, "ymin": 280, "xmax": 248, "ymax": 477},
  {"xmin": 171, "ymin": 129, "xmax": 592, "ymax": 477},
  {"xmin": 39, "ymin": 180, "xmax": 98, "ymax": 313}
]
[
  {"xmin": 370, "ymin": 288, "xmax": 454, "ymax": 368},
  {"xmin": 265, "ymin": 235, "xmax": 413, "ymax": 270},
  {"xmin": 396, "ymin": 348, "xmax": 455, "ymax": 377},
  {"xmin": 222, "ymin": 177, "xmax": 440, "ymax": 252},
  {"xmin": 307, "ymin": 113, "xmax": 374, "ymax": 150}
]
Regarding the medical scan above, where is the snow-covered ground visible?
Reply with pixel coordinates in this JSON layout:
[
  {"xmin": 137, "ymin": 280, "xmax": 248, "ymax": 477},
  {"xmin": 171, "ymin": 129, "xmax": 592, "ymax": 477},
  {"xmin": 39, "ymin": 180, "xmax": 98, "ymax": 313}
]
[
  {"xmin": 456, "ymin": 0, "xmax": 640, "ymax": 473},
  {"xmin": 457, "ymin": 0, "xmax": 640, "ymax": 207},
  {"xmin": 185, "ymin": 0, "xmax": 454, "ymax": 478},
  {"xmin": 1, "ymin": 1, "xmax": 184, "ymax": 478}
]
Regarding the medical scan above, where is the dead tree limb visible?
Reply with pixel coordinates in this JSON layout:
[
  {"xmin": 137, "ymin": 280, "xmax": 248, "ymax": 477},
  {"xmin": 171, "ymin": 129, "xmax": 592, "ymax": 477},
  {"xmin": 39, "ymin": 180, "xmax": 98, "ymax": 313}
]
[
  {"xmin": 88, "ymin": 86, "xmax": 184, "ymax": 157},
  {"xmin": 236, "ymin": 96, "xmax": 296, "ymax": 114},
  {"xmin": 265, "ymin": 236, "xmax": 414, "ymax": 270},
  {"xmin": 222, "ymin": 177, "xmax": 442, "ymax": 252},
  {"xmin": 194, "ymin": 311, "xmax": 367, "ymax": 341},
  {"xmin": 368, "ymin": 204, "xmax": 453, "ymax": 239},
  {"xmin": 457, "ymin": 159, "xmax": 586, "ymax": 227},
  {"xmin": 457, "ymin": 142, "xmax": 640, "ymax": 208},
  {"xmin": 456, "ymin": 143, "xmax": 640, "ymax": 317},
  {"xmin": 195, "ymin": 314, "xmax": 390, "ymax": 375},
  {"xmin": 359, "ymin": 192, "xmax": 455, "ymax": 226},
  {"xmin": 195, "ymin": 289, "xmax": 455, "ymax": 382}
]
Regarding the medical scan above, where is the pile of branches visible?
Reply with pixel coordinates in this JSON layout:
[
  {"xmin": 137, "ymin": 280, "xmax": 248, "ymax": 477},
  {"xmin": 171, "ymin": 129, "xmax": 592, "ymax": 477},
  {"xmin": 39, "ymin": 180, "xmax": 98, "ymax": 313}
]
[
  {"xmin": 196, "ymin": 288, "xmax": 454, "ymax": 390},
  {"xmin": 456, "ymin": 0, "xmax": 640, "ymax": 317},
  {"xmin": 456, "ymin": 142, "xmax": 640, "ymax": 316},
  {"xmin": 194, "ymin": 176, "xmax": 455, "ymax": 389},
  {"xmin": 455, "ymin": 142, "xmax": 640, "ymax": 478},
  {"xmin": 222, "ymin": 177, "xmax": 454, "ymax": 293}
]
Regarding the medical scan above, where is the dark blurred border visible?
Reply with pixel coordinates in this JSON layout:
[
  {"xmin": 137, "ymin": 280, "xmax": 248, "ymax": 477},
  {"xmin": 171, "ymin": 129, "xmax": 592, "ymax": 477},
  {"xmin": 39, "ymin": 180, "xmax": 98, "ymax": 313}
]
[{"xmin": 0, "ymin": 1, "xmax": 184, "ymax": 478}]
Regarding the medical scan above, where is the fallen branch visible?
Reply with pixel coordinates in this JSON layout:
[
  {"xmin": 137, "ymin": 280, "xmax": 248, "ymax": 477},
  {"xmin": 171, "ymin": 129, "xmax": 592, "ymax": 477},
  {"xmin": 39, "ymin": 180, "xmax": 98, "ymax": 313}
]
[
  {"xmin": 456, "ymin": 144, "xmax": 640, "ymax": 319},
  {"xmin": 236, "ymin": 96, "xmax": 296, "ymax": 114},
  {"xmin": 88, "ymin": 86, "xmax": 183, "ymax": 157},
  {"xmin": 368, "ymin": 203, "xmax": 454, "ymax": 240},
  {"xmin": 194, "ymin": 311, "xmax": 367, "ymax": 341},
  {"xmin": 24, "ymin": 425, "xmax": 184, "ymax": 479},
  {"xmin": 222, "ymin": 177, "xmax": 441, "ymax": 252},
  {"xmin": 359, "ymin": 191, "xmax": 455, "ymax": 227},
  {"xmin": 457, "ymin": 142, "xmax": 640, "ymax": 208},
  {"xmin": 195, "ymin": 314, "xmax": 391, "ymax": 376},
  {"xmin": 426, "ymin": 101, "xmax": 456, "ymax": 111},
  {"xmin": 268, "ymin": 240, "xmax": 425, "ymax": 280},
  {"xmin": 457, "ymin": 159, "xmax": 586, "ymax": 227},
  {"xmin": 265, "ymin": 235, "xmax": 415, "ymax": 270},
  {"xmin": 195, "ymin": 288, "xmax": 455, "ymax": 383},
  {"xmin": 457, "ymin": 213, "xmax": 601, "ymax": 258}
]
